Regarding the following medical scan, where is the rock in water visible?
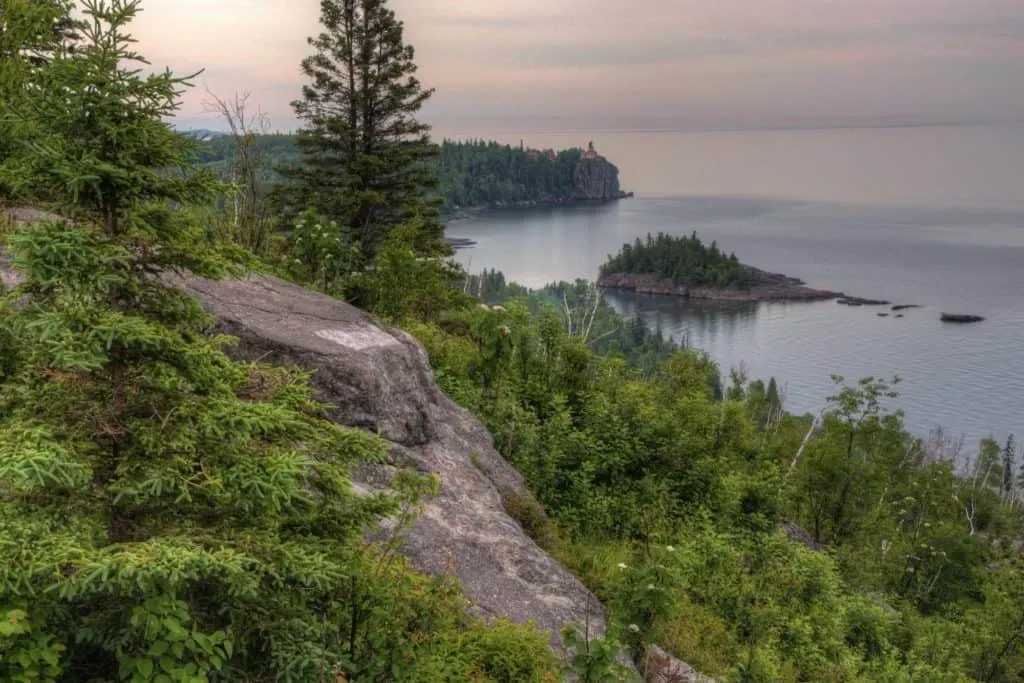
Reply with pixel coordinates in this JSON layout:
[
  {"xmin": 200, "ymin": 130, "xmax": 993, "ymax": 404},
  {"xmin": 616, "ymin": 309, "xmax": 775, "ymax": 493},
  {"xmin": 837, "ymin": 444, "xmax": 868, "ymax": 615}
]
[
  {"xmin": 172, "ymin": 273, "xmax": 607, "ymax": 647},
  {"xmin": 940, "ymin": 313, "xmax": 985, "ymax": 323}
]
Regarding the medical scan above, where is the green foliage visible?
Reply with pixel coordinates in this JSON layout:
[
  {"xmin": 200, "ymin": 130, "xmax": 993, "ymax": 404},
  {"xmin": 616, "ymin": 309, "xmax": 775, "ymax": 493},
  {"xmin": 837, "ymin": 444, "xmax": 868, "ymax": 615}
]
[
  {"xmin": 282, "ymin": 208, "xmax": 361, "ymax": 294},
  {"xmin": 461, "ymin": 270, "xmax": 680, "ymax": 373},
  {"xmin": 191, "ymin": 134, "xmax": 604, "ymax": 215},
  {"xmin": 275, "ymin": 0, "xmax": 447, "ymax": 262},
  {"xmin": 435, "ymin": 139, "xmax": 587, "ymax": 211},
  {"xmin": 600, "ymin": 231, "xmax": 759, "ymax": 289},
  {"xmin": 561, "ymin": 626, "xmax": 633, "ymax": 683},
  {"xmin": 0, "ymin": 2, "xmax": 558, "ymax": 680},
  {"xmin": 350, "ymin": 221, "xmax": 471, "ymax": 322},
  {"xmin": 411, "ymin": 279, "xmax": 1024, "ymax": 680},
  {"xmin": 0, "ymin": 604, "xmax": 65, "ymax": 682},
  {"xmin": 0, "ymin": 0, "xmax": 79, "ymax": 200}
]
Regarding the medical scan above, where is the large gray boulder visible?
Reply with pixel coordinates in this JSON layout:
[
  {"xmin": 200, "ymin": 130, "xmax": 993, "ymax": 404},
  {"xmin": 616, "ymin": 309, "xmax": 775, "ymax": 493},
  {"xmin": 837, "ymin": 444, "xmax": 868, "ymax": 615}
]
[
  {"xmin": 0, "ymin": 210, "xmax": 606, "ymax": 647},
  {"xmin": 174, "ymin": 273, "xmax": 606, "ymax": 645}
]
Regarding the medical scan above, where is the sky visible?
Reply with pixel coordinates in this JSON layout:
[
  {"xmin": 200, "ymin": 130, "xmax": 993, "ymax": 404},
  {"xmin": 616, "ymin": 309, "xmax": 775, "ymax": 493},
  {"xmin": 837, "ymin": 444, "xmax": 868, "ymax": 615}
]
[{"xmin": 125, "ymin": 0, "xmax": 1024, "ymax": 133}]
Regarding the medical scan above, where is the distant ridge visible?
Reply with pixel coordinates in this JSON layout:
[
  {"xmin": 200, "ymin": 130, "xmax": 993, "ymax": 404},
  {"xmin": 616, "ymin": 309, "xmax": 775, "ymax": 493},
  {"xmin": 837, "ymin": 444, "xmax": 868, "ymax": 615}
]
[{"xmin": 177, "ymin": 128, "xmax": 228, "ymax": 141}]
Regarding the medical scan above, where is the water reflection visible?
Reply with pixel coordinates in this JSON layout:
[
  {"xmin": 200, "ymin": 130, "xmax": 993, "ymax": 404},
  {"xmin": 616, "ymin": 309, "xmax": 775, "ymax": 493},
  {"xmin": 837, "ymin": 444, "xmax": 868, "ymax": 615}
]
[{"xmin": 604, "ymin": 290, "xmax": 761, "ymax": 348}]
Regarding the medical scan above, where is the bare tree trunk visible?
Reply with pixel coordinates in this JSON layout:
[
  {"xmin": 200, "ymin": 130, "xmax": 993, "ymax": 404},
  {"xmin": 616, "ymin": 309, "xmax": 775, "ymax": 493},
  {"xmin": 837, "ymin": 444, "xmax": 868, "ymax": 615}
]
[{"xmin": 203, "ymin": 90, "xmax": 271, "ymax": 253}]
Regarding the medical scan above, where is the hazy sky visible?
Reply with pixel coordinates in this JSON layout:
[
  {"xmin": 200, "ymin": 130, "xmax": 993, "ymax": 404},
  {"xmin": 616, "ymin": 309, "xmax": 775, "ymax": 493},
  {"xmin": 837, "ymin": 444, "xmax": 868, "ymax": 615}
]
[{"xmin": 126, "ymin": 0, "xmax": 1024, "ymax": 133}]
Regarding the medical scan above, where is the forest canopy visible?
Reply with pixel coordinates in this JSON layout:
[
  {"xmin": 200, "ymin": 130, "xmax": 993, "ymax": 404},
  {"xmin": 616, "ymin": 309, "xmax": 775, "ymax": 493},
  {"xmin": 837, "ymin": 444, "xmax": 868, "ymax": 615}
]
[
  {"xmin": 600, "ymin": 231, "xmax": 760, "ymax": 289},
  {"xmin": 188, "ymin": 134, "xmax": 593, "ymax": 213}
]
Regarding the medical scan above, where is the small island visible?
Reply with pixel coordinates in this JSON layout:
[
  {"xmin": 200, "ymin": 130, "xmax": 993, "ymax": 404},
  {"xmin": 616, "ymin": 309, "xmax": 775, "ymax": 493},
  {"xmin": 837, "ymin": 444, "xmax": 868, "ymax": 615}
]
[{"xmin": 597, "ymin": 232, "xmax": 841, "ymax": 302}]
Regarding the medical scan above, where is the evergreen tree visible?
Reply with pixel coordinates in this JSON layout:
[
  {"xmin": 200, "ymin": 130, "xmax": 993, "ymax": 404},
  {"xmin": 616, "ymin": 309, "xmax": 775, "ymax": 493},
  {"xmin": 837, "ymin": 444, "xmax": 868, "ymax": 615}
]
[
  {"xmin": 1003, "ymin": 434, "xmax": 1016, "ymax": 497},
  {"xmin": 277, "ymin": 0, "xmax": 447, "ymax": 264},
  {"xmin": 766, "ymin": 377, "xmax": 781, "ymax": 413},
  {"xmin": 0, "ymin": 0, "xmax": 79, "ymax": 200},
  {"xmin": 0, "ymin": 2, "xmax": 392, "ymax": 677}
]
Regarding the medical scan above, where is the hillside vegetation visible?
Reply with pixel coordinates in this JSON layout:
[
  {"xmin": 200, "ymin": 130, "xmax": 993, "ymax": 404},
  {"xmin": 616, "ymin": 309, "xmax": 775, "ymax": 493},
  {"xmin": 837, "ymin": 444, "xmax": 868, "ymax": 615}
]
[{"xmin": 2, "ymin": 1, "xmax": 1023, "ymax": 682}]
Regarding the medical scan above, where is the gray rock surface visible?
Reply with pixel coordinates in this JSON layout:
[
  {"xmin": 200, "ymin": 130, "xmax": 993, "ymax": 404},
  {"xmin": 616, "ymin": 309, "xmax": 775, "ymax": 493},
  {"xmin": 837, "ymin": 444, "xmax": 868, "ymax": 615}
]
[
  {"xmin": 176, "ymin": 273, "xmax": 607, "ymax": 645},
  {"xmin": 643, "ymin": 645, "xmax": 715, "ymax": 683}
]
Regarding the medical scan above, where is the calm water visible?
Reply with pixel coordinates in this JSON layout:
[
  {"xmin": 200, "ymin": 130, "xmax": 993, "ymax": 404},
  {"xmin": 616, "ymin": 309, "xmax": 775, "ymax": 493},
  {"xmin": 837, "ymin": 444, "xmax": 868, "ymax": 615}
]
[{"xmin": 445, "ymin": 123, "xmax": 1024, "ymax": 448}]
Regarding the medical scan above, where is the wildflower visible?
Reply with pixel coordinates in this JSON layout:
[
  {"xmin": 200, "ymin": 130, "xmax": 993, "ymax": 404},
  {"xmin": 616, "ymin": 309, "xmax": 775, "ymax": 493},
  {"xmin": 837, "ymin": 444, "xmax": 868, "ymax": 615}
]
[
  {"xmin": 498, "ymin": 325, "xmax": 511, "ymax": 336},
  {"xmin": 627, "ymin": 624, "xmax": 640, "ymax": 633},
  {"xmin": 617, "ymin": 563, "xmax": 628, "ymax": 571},
  {"xmin": 492, "ymin": 305, "xmax": 506, "ymax": 312},
  {"xmin": 479, "ymin": 304, "xmax": 490, "ymax": 311},
  {"xmin": 666, "ymin": 545, "xmax": 675, "ymax": 552},
  {"xmin": 647, "ymin": 584, "xmax": 656, "ymax": 591},
  {"xmin": 293, "ymin": 258, "xmax": 302, "ymax": 264}
]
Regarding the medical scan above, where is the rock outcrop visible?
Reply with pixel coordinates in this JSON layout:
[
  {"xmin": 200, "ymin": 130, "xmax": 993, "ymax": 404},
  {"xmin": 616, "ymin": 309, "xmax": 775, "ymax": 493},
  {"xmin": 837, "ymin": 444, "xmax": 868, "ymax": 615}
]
[
  {"xmin": 0, "ymin": 209, "xmax": 607, "ymax": 649},
  {"xmin": 572, "ymin": 154, "xmax": 622, "ymax": 201},
  {"xmin": 643, "ymin": 645, "xmax": 716, "ymax": 683},
  {"xmin": 175, "ymin": 274, "xmax": 609, "ymax": 647}
]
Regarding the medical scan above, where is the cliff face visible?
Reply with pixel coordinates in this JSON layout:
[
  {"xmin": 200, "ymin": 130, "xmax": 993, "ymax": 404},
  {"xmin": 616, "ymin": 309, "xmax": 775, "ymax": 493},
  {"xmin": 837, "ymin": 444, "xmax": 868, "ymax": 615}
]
[{"xmin": 572, "ymin": 155, "xmax": 622, "ymax": 201}]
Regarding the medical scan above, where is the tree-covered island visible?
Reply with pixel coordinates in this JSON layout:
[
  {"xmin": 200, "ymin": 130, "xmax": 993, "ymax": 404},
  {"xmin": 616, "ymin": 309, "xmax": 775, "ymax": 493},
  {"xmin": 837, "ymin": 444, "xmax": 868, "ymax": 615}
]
[{"xmin": 598, "ymin": 231, "xmax": 842, "ymax": 302}]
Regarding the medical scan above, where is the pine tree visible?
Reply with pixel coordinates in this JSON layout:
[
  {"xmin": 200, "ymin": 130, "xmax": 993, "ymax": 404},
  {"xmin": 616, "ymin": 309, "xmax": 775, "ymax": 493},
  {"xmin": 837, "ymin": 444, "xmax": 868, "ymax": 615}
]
[
  {"xmin": 0, "ymin": 0, "xmax": 79, "ymax": 200},
  {"xmin": 1003, "ymin": 434, "xmax": 1017, "ymax": 498},
  {"xmin": 278, "ymin": 0, "xmax": 448, "ymax": 266},
  {"xmin": 0, "ymin": 1, "xmax": 394, "ymax": 678}
]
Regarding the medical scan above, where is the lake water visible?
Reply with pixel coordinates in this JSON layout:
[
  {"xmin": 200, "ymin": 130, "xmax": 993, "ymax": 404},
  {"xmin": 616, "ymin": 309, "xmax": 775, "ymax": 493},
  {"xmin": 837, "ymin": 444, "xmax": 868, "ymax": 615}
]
[{"xmin": 443, "ymin": 123, "xmax": 1024, "ymax": 449}]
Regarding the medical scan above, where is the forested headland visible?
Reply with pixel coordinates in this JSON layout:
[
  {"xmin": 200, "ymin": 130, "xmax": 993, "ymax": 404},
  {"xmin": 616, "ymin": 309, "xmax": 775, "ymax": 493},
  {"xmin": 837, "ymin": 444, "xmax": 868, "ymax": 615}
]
[
  {"xmin": 2, "ymin": 1, "xmax": 1023, "ymax": 682},
  {"xmin": 190, "ymin": 134, "xmax": 630, "ymax": 214}
]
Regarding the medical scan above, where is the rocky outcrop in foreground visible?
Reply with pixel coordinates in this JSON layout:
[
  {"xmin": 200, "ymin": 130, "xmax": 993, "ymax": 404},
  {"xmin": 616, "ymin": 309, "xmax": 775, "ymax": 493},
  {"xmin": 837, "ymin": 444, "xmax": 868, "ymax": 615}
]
[{"xmin": 172, "ymin": 273, "xmax": 607, "ymax": 646}]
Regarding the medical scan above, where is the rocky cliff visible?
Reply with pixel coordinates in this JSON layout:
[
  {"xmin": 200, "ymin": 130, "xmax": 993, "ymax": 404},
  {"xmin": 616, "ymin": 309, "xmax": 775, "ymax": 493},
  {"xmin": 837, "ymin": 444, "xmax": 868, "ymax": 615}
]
[{"xmin": 572, "ymin": 155, "xmax": 623, "ymax": 201}]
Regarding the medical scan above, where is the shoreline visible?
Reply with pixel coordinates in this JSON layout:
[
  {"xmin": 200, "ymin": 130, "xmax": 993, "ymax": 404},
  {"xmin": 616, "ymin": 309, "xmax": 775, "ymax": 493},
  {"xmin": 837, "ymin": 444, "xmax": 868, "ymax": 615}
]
[
  {"xmin": 596, "ymin": 270, "xmax": 889, "ymax": 305},
  {"xmin": 443, "ymin": 192, "xmax": 634, "ymax": 224}
]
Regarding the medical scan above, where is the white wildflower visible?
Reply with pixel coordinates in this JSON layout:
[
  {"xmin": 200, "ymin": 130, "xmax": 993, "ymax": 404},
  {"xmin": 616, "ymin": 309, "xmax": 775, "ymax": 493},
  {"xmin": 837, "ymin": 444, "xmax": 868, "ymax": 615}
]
[
  {"xmin": 479, "ymin": 303, "xmax": 491, "ymax": 311},
  {"xmin": 492, "ymin": 305, "xmax": 506, "ymax": 312},
  {"xmin": 647, "ymin": 584, "xmax": 656, "ymax": 591},
  {"xmin": 627, "ymin": 624, "xmax": 640, "ymax": 633},
  {"xmin": 617, "ymin": 563, "xmax": 628, "ymax": 571},
  {"xmin": 498, "ymin": 325, "xmax": 511, "ymax": 336},
  {"xmin": 666, "ymin": 545, "xmax": 675, "ymax": 552}
]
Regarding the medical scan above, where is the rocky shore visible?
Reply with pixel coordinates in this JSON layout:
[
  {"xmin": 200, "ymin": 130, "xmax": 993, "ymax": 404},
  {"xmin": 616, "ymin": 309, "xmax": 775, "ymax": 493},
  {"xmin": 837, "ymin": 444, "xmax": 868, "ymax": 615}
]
[
  {"xmin": 443, "ymin": 191, "xmax": 633, "ymax": 224},
  {"xmin": 597, "ymin": 269, "xmax": 842, "ymax": 303}
]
